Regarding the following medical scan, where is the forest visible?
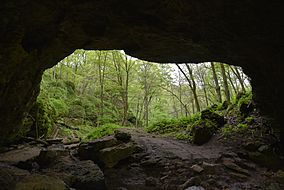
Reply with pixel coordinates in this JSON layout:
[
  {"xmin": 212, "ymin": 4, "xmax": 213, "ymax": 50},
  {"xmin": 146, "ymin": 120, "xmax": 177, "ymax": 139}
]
[{"xmin": 22, "ymin": 50, "xmax": 250, "ymax": 143}]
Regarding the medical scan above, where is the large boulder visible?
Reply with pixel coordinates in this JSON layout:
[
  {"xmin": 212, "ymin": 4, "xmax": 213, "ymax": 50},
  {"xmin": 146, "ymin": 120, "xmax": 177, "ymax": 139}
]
[
  {"xmin": 0, "ymin": 146, "xmax": 41, "ymax": 165},
  {"xmin": 201, "ymin": 109, "xmax": 225, "ymax": 128},
  {"xmin": 36, "ymin": 145, "xmax": 68, "ymax": 167},
  {"xmin": 98, "ymin": 142, "xmax": 136, "ymax": 168},
  {"xmin": 114, "ymin": 130, "xmax": 132, "ymax": 143},
  {"xmin": 15, "ymin": 174, "xmax": 67, "ymax": 190},
  {"xmin": 0, "ymin": 164, "xmax": 30, "ymax": 190},
  {"xmin": 191, "ymin": 121, "xmax": 214, "ymax": 145},
  {"xmin": 78, "ymin": 136, "xmax": 119, "ymax": 161},
  {"xmin": 45, "ymin": 159, "xmax": 106, "ymax": 190},
  {"xmin": 191, "ymin": 109, "xmax": 225, "ymax": 145}
]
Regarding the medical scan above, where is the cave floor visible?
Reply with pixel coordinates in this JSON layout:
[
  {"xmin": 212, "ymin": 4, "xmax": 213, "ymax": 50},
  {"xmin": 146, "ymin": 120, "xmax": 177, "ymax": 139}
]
[{"xmin": 0, "ymin": 128, "xmax": 284, "ymax": 190}]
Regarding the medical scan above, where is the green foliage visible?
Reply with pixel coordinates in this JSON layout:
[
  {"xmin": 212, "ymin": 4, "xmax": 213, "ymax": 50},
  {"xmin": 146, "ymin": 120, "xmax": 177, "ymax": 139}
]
[
  {"xmin": 33, "ymin": 49, "xmax": 251, "ymax": 143},
  {"xmin": 49, "ymin": 98, "xmax": 68, "ymax": 117},
  {"xmin": 237, "ymin": 91, "xmax": 253, "ymax": 108},
  {"xmin": 175, "ymin": 132, "xmax": 192, "ymax": 140},
  {"xmin": 147, "ymin": 116, "xmax": 194, "ymax": 134},
  {"xmin": 19, "ymin": 97, "xmax": 54, "ymax": 140},
  {"xmin": 221, "ymin": 123, "xmax": 248, "ymax": 137},
  {"xmin": 147, "ymin": 113, "xmax": 201, "ymax": 140},
  {"xmin": 85, "ymin": 123, "xmax": 125, "ymax": 140},
  {"xmin": 245, "ymin": 116, "xmax": 254, "ymax": 124}
]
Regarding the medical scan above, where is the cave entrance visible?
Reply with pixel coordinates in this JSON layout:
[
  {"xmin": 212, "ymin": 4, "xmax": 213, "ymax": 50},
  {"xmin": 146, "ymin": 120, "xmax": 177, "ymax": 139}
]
[{"xmin": 30, "ymin": 49, "xmax": 251, "ymax": 143}]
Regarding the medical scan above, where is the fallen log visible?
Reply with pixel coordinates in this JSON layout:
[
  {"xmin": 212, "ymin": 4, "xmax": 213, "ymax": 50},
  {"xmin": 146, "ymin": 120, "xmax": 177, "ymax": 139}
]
[{"xmin": 24, "ymin": 137, "xmax": 49, "ymax": 146}]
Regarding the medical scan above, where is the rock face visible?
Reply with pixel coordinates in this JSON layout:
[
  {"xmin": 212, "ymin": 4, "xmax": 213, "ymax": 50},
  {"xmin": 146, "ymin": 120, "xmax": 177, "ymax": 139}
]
[{"xmin": 0, "ymin": 1, "xmax": 283, "ymax": 149}]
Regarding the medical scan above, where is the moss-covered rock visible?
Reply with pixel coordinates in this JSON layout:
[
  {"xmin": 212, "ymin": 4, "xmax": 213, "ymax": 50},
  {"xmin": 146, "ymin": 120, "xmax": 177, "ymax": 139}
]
[
  {"xmin": 191, "ymin": 120, "xmax": 217, "ymax": 145},
  {"xmin": 201, "ymin": 109, "xmax": 225, "ymax": 128}
]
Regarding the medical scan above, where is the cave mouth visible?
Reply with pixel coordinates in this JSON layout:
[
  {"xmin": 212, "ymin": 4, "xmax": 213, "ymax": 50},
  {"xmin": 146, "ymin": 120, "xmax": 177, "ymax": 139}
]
[{"xmin": 27, "ymin": 49, "xmax": 252, "ymax": 143}]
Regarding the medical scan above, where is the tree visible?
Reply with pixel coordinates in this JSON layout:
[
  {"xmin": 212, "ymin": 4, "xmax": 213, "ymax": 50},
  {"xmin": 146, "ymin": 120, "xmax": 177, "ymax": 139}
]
[
  {"xmin": 220, "ymin": 63, "xmax": 231, "ymax": 102},
  {"xmin": 230, "ymin": 66, "xmax": 246, "ymax": 93},
  {"xmin": 210, "ymin": 62, "xmax": 222, "ymax": 103},
  {"xmin": 175, "ymin": 64, "xmax": 200, "ymax": 112}
]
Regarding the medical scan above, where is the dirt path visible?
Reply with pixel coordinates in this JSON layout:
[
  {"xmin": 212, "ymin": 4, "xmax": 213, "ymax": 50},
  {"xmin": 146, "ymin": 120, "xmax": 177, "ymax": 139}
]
[
  {"xmin": 103, "ymin": 128, "xmax": 283, "ymax": 190},
  {"xmin": 125, "ymin": 128, "xmax": 226, "ymax": 161}
]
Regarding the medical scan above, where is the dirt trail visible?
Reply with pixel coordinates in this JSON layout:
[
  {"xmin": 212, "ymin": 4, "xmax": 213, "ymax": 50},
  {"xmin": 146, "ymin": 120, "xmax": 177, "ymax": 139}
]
[
  {"xmin": 103, "ymin": 128, "xmax": 283, "ymax": 190},
  {"xmin": 126, "ymin": 128, "xmax": 226, "ymax": 160}
]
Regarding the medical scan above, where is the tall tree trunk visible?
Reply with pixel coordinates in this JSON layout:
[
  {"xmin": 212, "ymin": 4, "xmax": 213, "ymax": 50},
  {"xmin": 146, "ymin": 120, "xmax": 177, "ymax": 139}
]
[
  {"xmin": 175, "ymin": 64, "xmax": 200, "ymax": 112},
  {"xmin": 220, "ymin": 63, "xmax": 231, "ymax": 102},
  {"xmin": 210, "ymin": 62, "xmax": 222, "ymax": 103},
  {"xmin": 178, "ymin": 71, "xmax": 184, "ymax": 116},
  {"xmin": 197, "ymin": 66, "xmax": 209, "ymax": 107},
  {"xmin": 230, "ymin": 66, "xmax": 246, "ymax": 93},
  {"xmin": 185, "ymin": 64, "xmax": 200, "ymax": 112},
  {"xmin": 98, "ymin": 51, "xmax": 107, "ymax": 125},
  {"xmin": 191, "ymin": 95, "xmax": 195, "ymax": 114},
  {"xmin": 122, "ymin": 55, "xmax": 129, "ymax": 126},
  {"xmin": 226, "ymin": 70, "xmax": 238, "ymax": 95}
]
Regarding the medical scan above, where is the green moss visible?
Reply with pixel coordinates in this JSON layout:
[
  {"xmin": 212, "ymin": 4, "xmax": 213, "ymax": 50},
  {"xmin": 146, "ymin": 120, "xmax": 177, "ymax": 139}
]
[
  {"xmin": 85, "ymin": 123, "xmax": 126, "ymax": 140},
  {"xmin": 237, "ymin": 123, "xmax": 248, "ymax": 130},
  {"xmin": 221, "ymin": 123, "xmax": 248, "ymax": 137},
  {"xmin": 245, "ymin": 116, "xmax": 254, "ymax": 124},
  {"xmin": 175, "ymin": 132, "xmax": 192, "ymax": 140},
  {"xmin": 12, "ymin": 98, "xmax": 54, "ymax": 141}
]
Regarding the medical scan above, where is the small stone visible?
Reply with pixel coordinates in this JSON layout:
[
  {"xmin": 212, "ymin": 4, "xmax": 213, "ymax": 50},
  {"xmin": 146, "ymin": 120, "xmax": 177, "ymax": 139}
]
[
  {"xmin": 179, "ymin": 177, "xmax": 202, "ymax": 189},
  {"xmin": 202, "ymin": 161, "xmax": 219, "ymax": 173},
  {"xmin": 222, "ymin": 152, "xmax": 238, "ymax": 158},
  {"xmin": 258, "ymin": 145, "xmax": 269, "ymax": 152},
  {"xmin": 191, "ymin": 164, "xmax": 204, "ymax": 173},
  {"xmin": 228, "ymin": 172, "xmax": 249, "ymax": 181},
  {"xmin": 222, "ymin": 159, "xmax": 250, "ymax": 176},
  {"xmin": 185, "ymin": 186, "xmax": 205, "ymax": 190},
  {"xmin": 236, "ymin": 161, "xmax": 256, "ymax": 170}
]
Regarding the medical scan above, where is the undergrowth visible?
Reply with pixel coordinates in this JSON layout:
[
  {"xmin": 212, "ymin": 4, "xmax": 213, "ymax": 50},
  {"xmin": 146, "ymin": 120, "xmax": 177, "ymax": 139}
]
[{"xmin": 84, "ymin": 123, "xmax": 126, "ymax": 140}]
